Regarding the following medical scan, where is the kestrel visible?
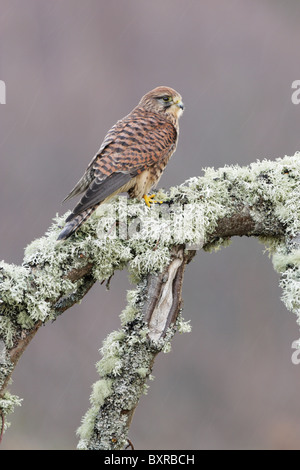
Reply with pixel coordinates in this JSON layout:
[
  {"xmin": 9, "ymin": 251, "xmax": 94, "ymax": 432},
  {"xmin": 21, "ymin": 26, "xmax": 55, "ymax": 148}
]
[{"xmin": 57, "ymin": 86, "xmax": 184, "ymax": 240}]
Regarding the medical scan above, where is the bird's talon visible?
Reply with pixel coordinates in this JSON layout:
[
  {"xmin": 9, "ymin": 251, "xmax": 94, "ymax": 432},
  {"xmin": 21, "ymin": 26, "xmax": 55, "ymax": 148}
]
[
  {"xmin": 57, "ymin": 87, "xmax": 183, "ymax": 240},
  {"xmin": 143, "ymin": 194, "xmax": 163, "ymax": 207}
]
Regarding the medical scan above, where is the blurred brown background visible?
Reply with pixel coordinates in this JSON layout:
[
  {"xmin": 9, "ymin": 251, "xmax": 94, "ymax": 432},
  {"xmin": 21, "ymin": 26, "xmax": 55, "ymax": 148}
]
[{"xmin": 1, "ymin": 0, "xmax": 300, "ymax": 450}]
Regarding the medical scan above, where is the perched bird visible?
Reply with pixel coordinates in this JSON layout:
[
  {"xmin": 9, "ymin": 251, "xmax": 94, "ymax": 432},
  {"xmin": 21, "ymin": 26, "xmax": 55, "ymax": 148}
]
[{"xmin": 57, "ymin": 86, "xmax": 184, "ymax": 240}]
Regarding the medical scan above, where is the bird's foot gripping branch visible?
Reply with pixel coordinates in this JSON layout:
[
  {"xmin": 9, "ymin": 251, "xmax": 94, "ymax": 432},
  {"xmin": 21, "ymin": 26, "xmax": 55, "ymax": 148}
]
[
  {"xmin": 57, "ymin": 86, "xmax": 184, "ymax": 240},
  {"xmin": 1, "ymin": 154, "xmax": 300, "ymax": 448}
]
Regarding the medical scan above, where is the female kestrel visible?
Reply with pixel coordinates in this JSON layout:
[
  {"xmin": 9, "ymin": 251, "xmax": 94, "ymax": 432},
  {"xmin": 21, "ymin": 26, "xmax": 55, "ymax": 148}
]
[{"xmin": 57, "ymin": 86, "xmax": 184, "ymax": 240}]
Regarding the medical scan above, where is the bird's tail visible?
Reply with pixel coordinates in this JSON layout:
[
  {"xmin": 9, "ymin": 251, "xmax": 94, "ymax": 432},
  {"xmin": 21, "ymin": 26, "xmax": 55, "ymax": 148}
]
[{"xmin": 57, "ymin": 207, "xmax": 96, "ymax": 241}]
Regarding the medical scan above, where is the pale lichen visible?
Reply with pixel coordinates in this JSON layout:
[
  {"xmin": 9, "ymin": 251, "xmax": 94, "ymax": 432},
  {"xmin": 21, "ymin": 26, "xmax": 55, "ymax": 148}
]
[
  {"xmin": 0, "ymin": 392, "xmax": 22, "ymax": 433},
  {"xmin": 1, "ymin": 153, "xmax": 300, "ymax": 447},
  {"xmin": 77, "ymin": 281, "xmax": 153, "ymax": 449},
  {"xmin": 177, "ymin": 314, "xmax": 192, "ymax": 334},
  {"xmin": 272, "ymin": 242, "xmax": 300, "ymax": 326},
  {"xmin": 76, "ymin": 378, "xmax": 113, "ymax": 443},
  {"xmin": 75, "ymin": 154, "xmax": 300, "ymax": 449},
  {"xmin": 77, "ymin": 274, "xmax": 192, "ymax": 449}
]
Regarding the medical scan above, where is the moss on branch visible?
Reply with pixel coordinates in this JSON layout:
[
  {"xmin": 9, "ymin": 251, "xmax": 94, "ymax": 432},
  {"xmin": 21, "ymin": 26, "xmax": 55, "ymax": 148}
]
[{"xmin": 1, "ymin": 153, "xmax": 300, "ymax": 447}]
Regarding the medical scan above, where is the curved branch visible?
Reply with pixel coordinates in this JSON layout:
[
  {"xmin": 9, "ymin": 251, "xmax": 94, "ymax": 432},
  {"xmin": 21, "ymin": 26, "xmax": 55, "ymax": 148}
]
[{"xmin": 0, "ymin": 154, "xmax": 299, "ymax": 447}]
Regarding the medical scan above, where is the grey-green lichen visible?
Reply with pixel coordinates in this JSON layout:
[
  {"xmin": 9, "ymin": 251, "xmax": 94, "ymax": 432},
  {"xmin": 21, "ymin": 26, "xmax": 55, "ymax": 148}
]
[
  {"xmin": 272, "ymin": 242, "xmax": 300, "ymax": 325},
  {"xmin": 0, "ymin": 392, "xmax": 22, "ymax": 433},
  {"xmin": 2, "ymin": 152, "xmax": 298, "ymax": 348},
  {"xmin": 77, "ymin": 378, "xmax": 113, "ymax": 445},
  {"xmin": 76, "ymin": 285, "xmax": 152, "ymax": 449},
  {"xmin": 176, "ymin": 314, "xmax": 192, "ymax": 334},
  {"xmin": 182, "ymin": 153, "xmax": 300, "ymax": 238},
  {"xmin": 75, "ymin": 153, "xmax": 300, "ymax": 450},
  {"xmin": 2, "ymin": 153, "xmax": 299, "ymax": 330},
  {"xmin": 1, "ymin": 153, "xmax": 300, "ymax": 445},
  {"xmin": 76, "ymin": 275, "xmax": 192, "ymax": 450}
]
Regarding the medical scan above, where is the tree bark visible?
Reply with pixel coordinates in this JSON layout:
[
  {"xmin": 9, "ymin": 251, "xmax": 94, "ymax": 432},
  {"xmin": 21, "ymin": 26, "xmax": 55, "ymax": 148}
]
[{"xmin": 0, "ymin": 154, "xmax": 299, "ymax": 448}]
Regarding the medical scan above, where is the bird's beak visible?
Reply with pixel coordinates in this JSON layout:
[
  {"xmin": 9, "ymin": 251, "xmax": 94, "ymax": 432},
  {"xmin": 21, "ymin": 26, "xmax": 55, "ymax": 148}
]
[{"xmin": 174, "ymin": 99, "xmax": 184, "ymax": 110}]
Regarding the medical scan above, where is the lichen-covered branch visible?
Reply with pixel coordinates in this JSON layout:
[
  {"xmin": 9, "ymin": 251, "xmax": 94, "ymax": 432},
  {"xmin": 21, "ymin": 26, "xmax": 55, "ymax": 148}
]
[
  {"xmin": 77, "ymin": 246, "xmax": 194, "ymax": 450},
  {"xmin": 1, "ymin": 153, "xmax": 300, "ymax": 447}
]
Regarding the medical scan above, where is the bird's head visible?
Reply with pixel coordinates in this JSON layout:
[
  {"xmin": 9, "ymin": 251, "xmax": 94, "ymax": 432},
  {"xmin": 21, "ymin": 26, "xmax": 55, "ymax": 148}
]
[{"xmin": 139, "ymin": 86, "xmax": 184, "ymax": 121}]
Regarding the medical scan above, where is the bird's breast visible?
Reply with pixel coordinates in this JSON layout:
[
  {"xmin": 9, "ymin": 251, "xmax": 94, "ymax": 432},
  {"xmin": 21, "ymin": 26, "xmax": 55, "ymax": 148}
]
[{"xmin": 129, "ymin": 155, "xmax": 172, "ymax": 200}]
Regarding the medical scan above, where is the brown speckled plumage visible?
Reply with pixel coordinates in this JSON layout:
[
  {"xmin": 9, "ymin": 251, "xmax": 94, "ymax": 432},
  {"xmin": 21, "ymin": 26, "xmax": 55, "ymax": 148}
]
[{"xmin": 58, "ymin": 86, "xmax": 184, "ymax": 240}]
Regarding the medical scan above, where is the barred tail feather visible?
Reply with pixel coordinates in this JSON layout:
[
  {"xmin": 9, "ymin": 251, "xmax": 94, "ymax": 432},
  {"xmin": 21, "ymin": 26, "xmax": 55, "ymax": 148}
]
[{"xmin": 57, "ymin": 208, "xmax": 95, "ymax": 241}]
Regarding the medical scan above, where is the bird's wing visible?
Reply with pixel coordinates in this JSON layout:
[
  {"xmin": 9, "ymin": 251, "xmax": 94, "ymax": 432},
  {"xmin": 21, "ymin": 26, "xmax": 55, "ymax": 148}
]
[
  {"xmin": 68, "ymin": 115, "xmax": 177, "ymax": 218},
  {"xmin": 62, "ymin": 171, "xmax": 93, "ymax": 203},
  {"xmin": 62, "ymin": 117, "xmax": 132, "ymax": 203}
]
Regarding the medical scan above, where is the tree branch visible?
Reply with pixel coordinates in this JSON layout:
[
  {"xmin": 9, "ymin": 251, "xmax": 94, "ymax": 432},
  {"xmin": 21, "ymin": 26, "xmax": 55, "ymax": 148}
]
[{"xmin": 1, "ymin": 154, "xmax": 299, "ymax": 448}]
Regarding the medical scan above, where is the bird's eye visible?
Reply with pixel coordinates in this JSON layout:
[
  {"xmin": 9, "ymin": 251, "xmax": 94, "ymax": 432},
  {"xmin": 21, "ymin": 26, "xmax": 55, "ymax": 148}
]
[{"xmin": 162, "ymin": 96, "xmax": 171, "ymax": 102}]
